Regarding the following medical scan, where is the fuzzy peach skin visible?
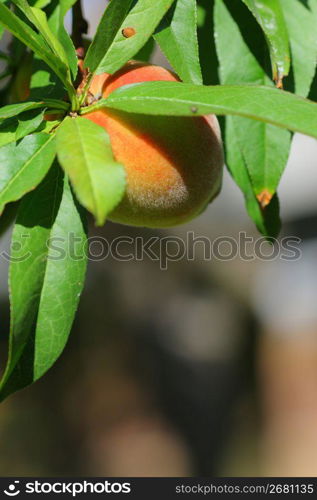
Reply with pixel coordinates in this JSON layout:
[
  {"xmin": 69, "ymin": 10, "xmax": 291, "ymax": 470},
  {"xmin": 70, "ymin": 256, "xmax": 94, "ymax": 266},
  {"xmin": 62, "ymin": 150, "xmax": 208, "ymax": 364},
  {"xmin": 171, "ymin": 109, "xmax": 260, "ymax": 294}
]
[{"xmin": 84, "ymin": 61, "xmax": 224, "ymax": 228}]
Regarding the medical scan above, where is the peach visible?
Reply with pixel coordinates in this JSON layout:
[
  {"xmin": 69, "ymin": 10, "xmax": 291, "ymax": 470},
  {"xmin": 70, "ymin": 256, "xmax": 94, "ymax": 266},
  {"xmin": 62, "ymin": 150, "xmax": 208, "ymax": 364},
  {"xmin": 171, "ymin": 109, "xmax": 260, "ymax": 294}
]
[{"xmin": 84, "ymin": 61, "xmax": 223, "ymax": 227}]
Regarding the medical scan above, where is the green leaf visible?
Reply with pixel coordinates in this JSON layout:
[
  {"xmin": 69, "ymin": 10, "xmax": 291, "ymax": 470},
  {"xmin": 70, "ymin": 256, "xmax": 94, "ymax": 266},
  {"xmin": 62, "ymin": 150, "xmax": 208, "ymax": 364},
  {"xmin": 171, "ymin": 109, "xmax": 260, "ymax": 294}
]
[
  {"xmin": 56, "ymin": 117, "xmax": 126, "ymax": 226},
  {"xmin": 61, "ymin": 0, "xmax": 76, "ymax": 10},
  {"xmin": 0, "ymin": 120, "xmax": 17, "ymax": 149},
  {"xmin": 154, "ymin": 0, "xmax": 202, "ymax": 84},
  {"xmin": 30, "ymin": 57, "xmax": 65, "ymax": 100},
  {"xmin": 47, "ymin": 0, "xmax": 78, "ymax": 80},
  {"xmin": 38, "ymin": 118, "xmax": 61, "ymax": 134},
  {"xmin": 33, "ymin": 0, "xmax": 51, "ymax": 7},
  {"xmin": 134, "ymin": 37, "xmax": 155, "ymax": 63},
  {"xmin": 12, "ymin": 0, "xmax": 70, "ymax": 69},
  {"xmin": 215, "ymin": 0, "xmax": 264, "ymax": 86},
  {"xmin": 0, "ymin": 133, "xmax": 56, "ymax": 213},
  {"xmin": 0, "ymin": 2, "xmax": 75, "ymax": 100},
  {"xmin": 85, "ymin": 0, "xmax": 175, "ymax": 75},
  {"xmin": 226, "ymin": 116, "xmax": 281, "ymax": 238},
  {"xmin": 309, "ymin": 0, "xmax": 317, "ymax": 14},
  {"xmin": 214, "ymin": 0, "xmax": 291, "ymax": 202},
  {"xmin": 0, "ymin": 101, "xmax": 44, "ymax": 120},
  {"xmin": 85, "ymin": 0, "xmax": 133, "ymax": 74},
  {"xmin": 15, "ymin": 109, "xmax": 45, "ymax": 140},
  {"xmin": 0, "ymin": 109, "xmax": 44, "ymax": 148},
  {"xmin": 233, "ymin": 117, "xmax": 290, "ymax": 200},
  {"xmin": 0, "ymin": 166, "xmax": 87, "ymax": 401},
  {"xmin": 91, "ymin": 82, "xmax": 317, "ymax": 139},
  {"xmin": 0, "ymin": 100, "xmax": 68, "ymax": 120},
  {"xmin": 241, "ymin": 0, "xmax": 290, "ymax": 85},
  {"xmin": 0, "ymin": 0, "xmax": 5, "ymax": 40},
  {"xmin": 280, "ymin": 0, "xmax": 317, "ymax": 97},
  {"xmin": 0, "ymin": 3, "xmax": 44, "ymax": 51},
  {"xmin": 29, "ymin": 1, "xmax": 78, "ymax": 98}
]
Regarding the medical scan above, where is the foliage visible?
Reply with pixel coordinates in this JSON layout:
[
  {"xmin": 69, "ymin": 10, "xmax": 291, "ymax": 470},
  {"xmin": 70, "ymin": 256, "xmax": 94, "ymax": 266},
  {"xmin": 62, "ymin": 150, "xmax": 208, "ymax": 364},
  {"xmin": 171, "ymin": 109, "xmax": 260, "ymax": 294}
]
[{"xmin": 0, "ymin": 0, "xmax": 316, "ymax": 399}]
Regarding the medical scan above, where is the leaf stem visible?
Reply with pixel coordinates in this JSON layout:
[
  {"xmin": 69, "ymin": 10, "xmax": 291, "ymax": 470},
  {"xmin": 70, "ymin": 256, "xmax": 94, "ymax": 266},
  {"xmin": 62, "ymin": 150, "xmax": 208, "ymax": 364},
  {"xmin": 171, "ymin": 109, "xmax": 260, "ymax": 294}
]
[
  {"xmin": 43, "ymin": 99, "xmax": 70, "ymax": 111},
  {"xmin": 79, "ymin": 97, "xmax": 107, "ymax": 115}
]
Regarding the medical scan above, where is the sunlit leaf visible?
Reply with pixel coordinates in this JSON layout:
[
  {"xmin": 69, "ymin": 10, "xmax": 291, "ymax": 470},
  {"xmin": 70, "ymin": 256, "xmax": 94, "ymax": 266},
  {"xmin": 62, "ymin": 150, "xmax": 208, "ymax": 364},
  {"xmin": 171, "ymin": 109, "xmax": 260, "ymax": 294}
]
[
  {"xmin": 85, "ymin": 82, "xmax": 317, "ymax": 139},
  {"xmin": 85, "ymin": 0, "xmax": 175, "ymax": 75},
  {"xmin": 241, "ymin": 0, "xmax": 290, "ymax": 85},
  {"xmin": 155, "ymin": 0, "xmax": 203, "ymax": 84},
  {"xmin": 0, "ymin": 2, "xmax": 72, "ymax": 91},
  {"xmin": 281, "ymin": 0, "xmax": 317, "ymax": 97},
  {"xmin": 226, "ymin": 116, "xmax": 281, "ymax": 238},
  {"xmin": 214, "ymin": 0, "xmax": 291, "ymax": 205},
  {"xmin": 56, "ymin": 117, "xmax": 126, "ymax": 226},
  {"xmin": 0, "ymin": 166, "xmax": 87, "ymax": 401},
  {"xmin": 0, "ymin": 133, "xmax": 56, "ymax": 213}
]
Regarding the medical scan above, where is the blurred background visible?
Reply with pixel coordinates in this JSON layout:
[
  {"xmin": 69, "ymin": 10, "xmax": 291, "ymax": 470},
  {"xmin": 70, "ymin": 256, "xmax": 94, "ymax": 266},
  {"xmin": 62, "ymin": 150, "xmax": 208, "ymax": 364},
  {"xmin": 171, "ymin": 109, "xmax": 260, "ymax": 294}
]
[{"xmin": 1, "ymin": 0, "xmax": 317, "ymax": 477}]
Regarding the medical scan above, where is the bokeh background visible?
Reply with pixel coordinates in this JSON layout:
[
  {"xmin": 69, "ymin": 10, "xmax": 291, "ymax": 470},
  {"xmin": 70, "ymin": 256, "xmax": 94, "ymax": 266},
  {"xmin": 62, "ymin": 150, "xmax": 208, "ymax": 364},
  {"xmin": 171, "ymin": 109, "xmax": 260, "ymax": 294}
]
[{"xmin": 1, "ymin": 0, "xmax": 317, "ymax": 477}]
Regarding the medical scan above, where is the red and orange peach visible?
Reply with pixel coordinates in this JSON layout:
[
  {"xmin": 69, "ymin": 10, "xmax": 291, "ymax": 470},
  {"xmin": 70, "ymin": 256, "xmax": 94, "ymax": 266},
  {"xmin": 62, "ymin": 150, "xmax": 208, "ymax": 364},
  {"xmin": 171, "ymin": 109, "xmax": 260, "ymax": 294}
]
[{"xmin": 84, "ymin": 61, "xmax": 224, "ymax": 228}]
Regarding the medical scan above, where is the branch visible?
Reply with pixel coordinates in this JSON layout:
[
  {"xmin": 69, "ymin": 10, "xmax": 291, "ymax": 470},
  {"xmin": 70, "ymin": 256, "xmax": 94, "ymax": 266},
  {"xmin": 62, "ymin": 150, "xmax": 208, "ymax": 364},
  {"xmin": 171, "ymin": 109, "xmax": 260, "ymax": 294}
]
[{"xmin": 72, "ymin": 0, "xmax": 89, "ymax": 49}]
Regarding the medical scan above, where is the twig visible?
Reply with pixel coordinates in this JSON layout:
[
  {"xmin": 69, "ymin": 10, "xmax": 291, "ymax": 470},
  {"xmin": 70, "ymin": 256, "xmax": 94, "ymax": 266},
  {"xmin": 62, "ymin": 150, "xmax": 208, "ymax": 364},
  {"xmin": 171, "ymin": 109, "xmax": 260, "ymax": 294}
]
[{"xmin": 72, "ymin": 0, "xmax": 89, "ymax": 49}]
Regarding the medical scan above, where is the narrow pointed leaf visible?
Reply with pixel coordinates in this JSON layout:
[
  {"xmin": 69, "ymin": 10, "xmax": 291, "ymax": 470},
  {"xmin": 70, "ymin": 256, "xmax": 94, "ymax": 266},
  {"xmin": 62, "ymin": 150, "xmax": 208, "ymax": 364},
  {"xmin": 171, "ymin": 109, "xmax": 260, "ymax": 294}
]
[
  {"xmin": 0, "ymin": 101, "xmax": 45, "ymax": 120},
  {"xmin": 30, "ymin": 57, "xmax": 65, "ymax": 100},
  {"xmin": 0, "ymin": 0, "xmax": 5, "ymax": 39},
  {"xmin": 0, "ymin": 100, "xmax": 68, "ymax": 121},
  {"xmin": 56, "ymin": 117, "xmax": 126, "ymax": 226},
  {"xmin": 226, "ymin": 116, "xmax": 281, "ymax": 238},
  {"xmin": 309, "ymin": 0, "xmax": 317, "ymax": 15},
  {"xmin": 85, "ymin": 0, "xmax": 134, "ymax": 74},
  {"xmin": 92, "ymin": 82, "xmax": 317, "ymax": 139},
  {"xmin": 0, "ymin": 109, "xmax": 45, "ymax": 148},
  {"xmin": 57, "ymin": 0, "xmax": 76, "ymax": 11},
  {"xmin": 0, "ymin": 133, "xmax": 56, "ymax": 214},
  {"xmin": 0, "ymin": 166, "xmax": 87, "ymax": 401},
  {"xmin": 15, "ymin": 109, "xmax": 45, "ymax": 141},
  {"xmin": 85, "ymin": 0, "xmax": 175, "ymax": 75},
  {"xmin": 214, "ymin": 0, "xmax": 291, "ymax": 202},
  {"xmin": 241, "ymin": 0, "xmax": 290, "ymax": 85},
  {"xmin": 47, "ymin": 0, "xmax": 78, "ymax": 80},
  {"xmin": 29, "ymin": 0, "xmax": 78, "ymax": 99},
  {"xmin": 0, "ymin": 120, "xmax": 18, "ymax": 149},
  {"xmin": 12, "ymin": 0, "xmax": 70, "ymax": 70},
  {"xmin": 31, "ymin": 6, "xmax": 70, "ymax": 65},
  {"xmin": 280, "ymin": 0, "xmax": 317, "ymax": 97},
  {"xmin": 233, "ymin": 117, "xmax": 290, "ymax": 200},
  {"xmin": 134, "ymin": 37, "xmax": 155, "ymax": 63},
  {"xmin": 33, "ymin": 0, "xmax": 51, "ymax": 6},
  {"xmin": 0, "ymin": 2, "xmax": 73, "ymax": 92},
  {"xmin": 154, "ymin": 0, "xmax": 203, "ymax": 84}
]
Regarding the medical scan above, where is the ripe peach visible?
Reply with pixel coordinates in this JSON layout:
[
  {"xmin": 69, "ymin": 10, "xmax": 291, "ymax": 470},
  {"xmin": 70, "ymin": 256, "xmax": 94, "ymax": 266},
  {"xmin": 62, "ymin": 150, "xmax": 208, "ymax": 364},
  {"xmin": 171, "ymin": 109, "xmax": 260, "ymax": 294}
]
[{"xmin": 84, "ymin": 61, "xmax": 223, "ymax": 227}]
